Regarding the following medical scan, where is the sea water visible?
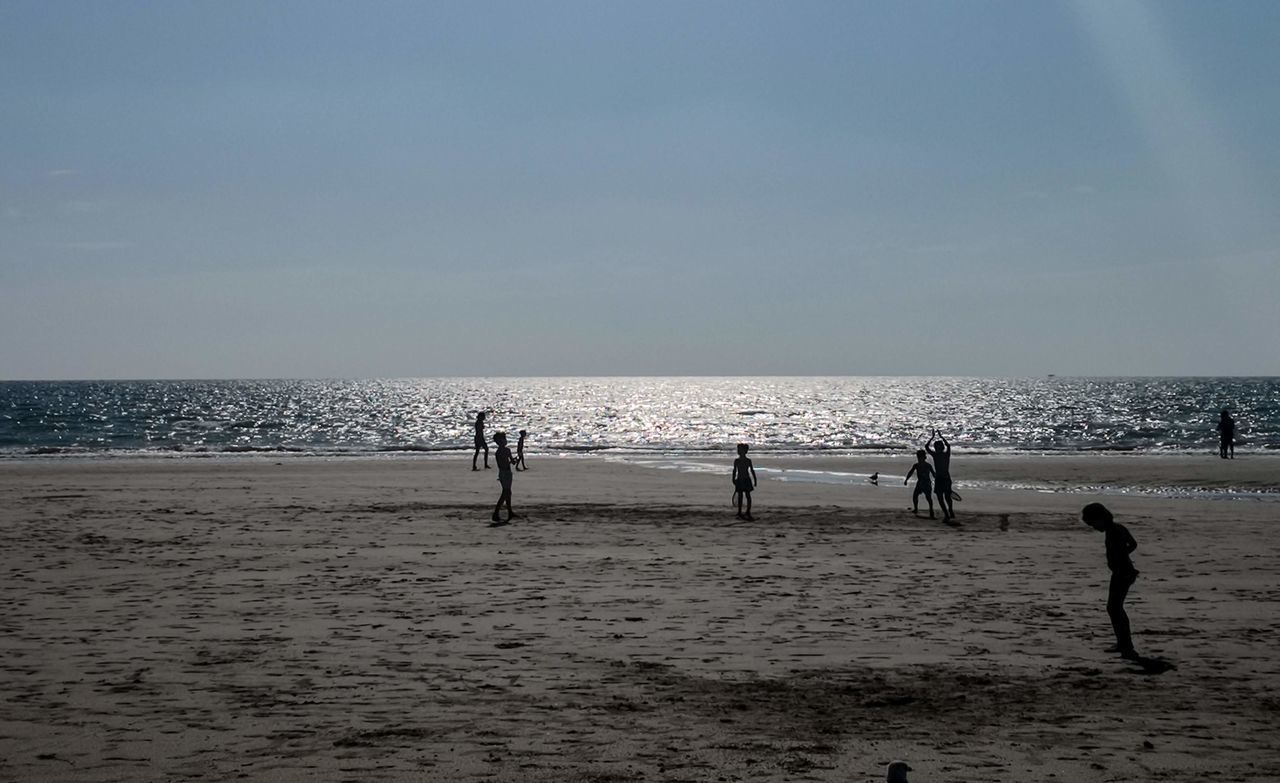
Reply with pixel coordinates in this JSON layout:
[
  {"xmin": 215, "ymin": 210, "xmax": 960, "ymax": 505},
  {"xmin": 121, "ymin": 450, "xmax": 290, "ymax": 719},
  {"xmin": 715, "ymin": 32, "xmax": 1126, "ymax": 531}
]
[{"xmin": 1, "ymin": 377, "xmax": 1275, "ymax": 458}]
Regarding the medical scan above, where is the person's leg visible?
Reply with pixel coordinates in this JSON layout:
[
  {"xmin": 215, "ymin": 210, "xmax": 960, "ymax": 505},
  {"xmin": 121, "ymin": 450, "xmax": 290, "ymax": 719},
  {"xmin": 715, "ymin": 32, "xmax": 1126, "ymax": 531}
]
[
  {"xmin": 473, "ymin": 446, "xmax": 480, "ymax": 470},
  {"xmin": 1107, "ymin": 572, "xmax": 1136, "ymax": 655},
  {"xmin": 744, "ymin": 491, "xmax": 753, "ymax": 520},
  {"xmin": 502, "ymin": 488, "xmax": 513, "ymax": 520},
  {"xmin": 911, "ymin": 488, "xmax": 920, "ymax": 514},
  {"xmin": 734, "ymin": 490, "xmax": 743, "ymax": 518},
  {"xmin": 925, "ymin": 491, "xmax": 935, "ymax": 518},
  {"xmin": 483, "ymin": 444, "xmax": 490, "ymax": 469}
]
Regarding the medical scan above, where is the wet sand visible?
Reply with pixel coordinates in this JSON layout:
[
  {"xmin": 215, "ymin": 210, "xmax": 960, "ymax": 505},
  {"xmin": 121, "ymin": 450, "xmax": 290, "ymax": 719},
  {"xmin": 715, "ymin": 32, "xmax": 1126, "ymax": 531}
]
[{"xmin": 2, "ymin": 456, "xmax": 1278, "ymax": 782}]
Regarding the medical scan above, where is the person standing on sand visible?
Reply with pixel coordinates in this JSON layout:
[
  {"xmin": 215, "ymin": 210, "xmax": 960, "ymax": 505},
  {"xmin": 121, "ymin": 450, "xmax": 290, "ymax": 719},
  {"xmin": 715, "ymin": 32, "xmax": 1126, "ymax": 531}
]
[
  {"xmin": 515, "ymin": 429, "xmax": 528, "ymax": 471},
  {"xmin": 1217, "ymin": 409, "xmax": 1236, "ymax": 459},
  {"xmin": 472, "ymin": 411, "xmax": 489, "ymax": 470},
  {"xmin": 732, "ymin": 443, "xmax": 757, "ymax": 521},
  {"xmin": 904, "ymin": 449, "xmax": 935, "ymax": 518},
  {"xmin": 491, "ymin": 432, "xmax": 515, "ymax": 523},
  {"xmin": 925, "ymin": 429, "xmax": 955, "ymax": 521},
  {"xmin": 1082, "ymin": 502, "xmax": 1140, "ymax": 659}
]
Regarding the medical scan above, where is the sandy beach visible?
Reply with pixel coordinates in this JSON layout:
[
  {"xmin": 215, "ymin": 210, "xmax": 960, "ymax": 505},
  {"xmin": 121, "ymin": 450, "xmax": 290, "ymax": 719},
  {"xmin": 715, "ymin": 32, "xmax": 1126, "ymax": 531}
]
[{"xmin": 2, "ymin": 455, "xmax": 1278, "ymax": 782}]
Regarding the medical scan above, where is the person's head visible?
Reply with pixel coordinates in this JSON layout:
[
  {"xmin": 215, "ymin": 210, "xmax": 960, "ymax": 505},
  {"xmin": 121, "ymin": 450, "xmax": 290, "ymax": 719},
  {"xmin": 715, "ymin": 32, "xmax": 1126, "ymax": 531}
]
[
  {"xmin": 737, "ymin": 443, "xmax": 749, "ymax": 456},
  {"xmin": 519, "ymin": 429, "xmax": 526, "ymax": 437},
  {"xmin": 1082, "ymin": 502, "xmax": 1113, "ymax": 531},
  {"xmin": 477, "ymin": 411, "xmax": 486, "ymax": 421},
  {"xmin": 886, "ymin": 760, "xmax": 912, "ymax": 783},
  {"xmin": 493, "ymin": 431, "xmax": 507, "ymax": 446},
  {"xmin": 1221, "ymin": 408, "xmax": 1230, "ymax": 417},
  {"xmin": 915, "ymin": 449, "xmax": 927, "ymax": 462}
]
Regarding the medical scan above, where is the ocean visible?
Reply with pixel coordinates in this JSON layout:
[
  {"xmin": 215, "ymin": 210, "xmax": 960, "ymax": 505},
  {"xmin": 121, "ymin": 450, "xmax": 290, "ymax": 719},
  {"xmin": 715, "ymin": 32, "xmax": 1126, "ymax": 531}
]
[{"xmin": 0, "ymin": 377, "xmax": 1275, "ymax": 459}]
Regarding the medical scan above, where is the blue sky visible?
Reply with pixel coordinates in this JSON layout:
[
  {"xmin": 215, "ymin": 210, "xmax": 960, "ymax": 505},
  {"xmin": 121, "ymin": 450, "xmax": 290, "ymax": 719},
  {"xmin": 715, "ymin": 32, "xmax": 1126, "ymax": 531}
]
[{"xmin": 2, "ymin": 1, "xmax": 1278, "ymax": 378}]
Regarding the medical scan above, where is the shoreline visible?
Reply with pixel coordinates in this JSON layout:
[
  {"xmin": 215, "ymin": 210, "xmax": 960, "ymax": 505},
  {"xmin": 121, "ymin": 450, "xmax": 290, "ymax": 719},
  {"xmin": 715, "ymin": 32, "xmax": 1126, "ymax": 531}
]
[{"xmin": 6, "ymin": 449, "xmax": 1277, "ymax": 500}]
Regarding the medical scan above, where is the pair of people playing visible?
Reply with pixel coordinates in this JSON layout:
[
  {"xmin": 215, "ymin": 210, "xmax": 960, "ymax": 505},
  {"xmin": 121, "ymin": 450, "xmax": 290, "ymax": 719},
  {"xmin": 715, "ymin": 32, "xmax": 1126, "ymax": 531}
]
[{"xmin": 904, "ymin": 429, "xmax": 955, "ymax": 521}]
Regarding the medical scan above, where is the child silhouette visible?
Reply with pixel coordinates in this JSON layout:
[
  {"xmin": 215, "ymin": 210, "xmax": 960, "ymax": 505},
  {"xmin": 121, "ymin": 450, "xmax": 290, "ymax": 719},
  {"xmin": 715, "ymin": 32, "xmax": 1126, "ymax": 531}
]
[
  {"xmin": 491, "ymin": 432, "xmax": 515, "ymax": 524},
  {"xmin": 1082, "ymin": 502, "xmax": 1140, "ymax": 659},
  {"xmin": 732, "ymin": 443, "xmax": 757, "ymax": 521},
  {"xmin": 904, "ymin": 449, "xmax": 935, "ymax": 518}
]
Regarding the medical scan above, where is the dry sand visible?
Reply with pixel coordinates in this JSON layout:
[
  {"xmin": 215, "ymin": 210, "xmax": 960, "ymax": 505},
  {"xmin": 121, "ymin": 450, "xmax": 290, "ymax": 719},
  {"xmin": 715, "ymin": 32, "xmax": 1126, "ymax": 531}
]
[{"xmin": 1, "ymin": 455, "xmax": 1278, "ymax": 782}]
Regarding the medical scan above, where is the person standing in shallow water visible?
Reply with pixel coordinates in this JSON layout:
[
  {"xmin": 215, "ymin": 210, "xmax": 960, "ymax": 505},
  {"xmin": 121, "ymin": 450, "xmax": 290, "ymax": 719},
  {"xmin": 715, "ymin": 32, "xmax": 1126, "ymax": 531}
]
[
  {"xmin": 732, "ymin": 443, "xmax": 757, "ymax": 521},
  {"xmin": 515, "ymin": 429, "xmax": 528, "ymax": 471},
  {"xmin": 1082, "ymin": 502, "xmax": 1140, "ymax": 659},
  {"xmin": 1217, "ymin": 409, "xmax": 1236, "ymax": 459},
  {"xmin": 925, "ymin": 429, "xmax": 954, "ymax": 521},
  {"xmin": 472, "ymin": 411, "xmax": 489, "ymax": 470}
]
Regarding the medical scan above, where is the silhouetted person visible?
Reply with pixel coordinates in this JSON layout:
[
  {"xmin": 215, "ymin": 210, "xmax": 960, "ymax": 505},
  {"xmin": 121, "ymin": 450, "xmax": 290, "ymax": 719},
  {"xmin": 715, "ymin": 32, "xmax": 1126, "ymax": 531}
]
[
  {"xmin": 491, "ymin": 431, "xmax": 514, "ymax": 523},
  {"xmin": 904, "ymin": 449, "xmax": 935, "ymax": 518},
  {"xmin": 472, "ymin": 411, "xmax": 489, "ymax": 470},
  {"xmin": 732, "ymin": 443, "xmax": 757, "ymax": 521},
  {"xmin": 1217, "ymin": 408, "xmax": 1235, "ymax": 459},
  {"xmin": 515, "ymin": 429, "xmax": 528, "ymax": 471},
  {"xmin": 925, "ymin": 429, "xmax": 954, "ymax": 521},
  {"xmin": 1082, "ymin": 502, "xmax": 1139, "ymax": 659},
  {"xmin": 886, "ymin": 760, "xmax": 913, "ymax": 783}
]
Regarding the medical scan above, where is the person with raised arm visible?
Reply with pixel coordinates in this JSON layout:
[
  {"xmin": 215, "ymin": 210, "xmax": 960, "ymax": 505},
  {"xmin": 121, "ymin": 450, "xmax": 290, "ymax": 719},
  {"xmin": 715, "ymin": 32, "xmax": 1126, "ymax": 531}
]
[{"xmin": 925, "ymin": 428, "xmax": 955, "ymax": 522}]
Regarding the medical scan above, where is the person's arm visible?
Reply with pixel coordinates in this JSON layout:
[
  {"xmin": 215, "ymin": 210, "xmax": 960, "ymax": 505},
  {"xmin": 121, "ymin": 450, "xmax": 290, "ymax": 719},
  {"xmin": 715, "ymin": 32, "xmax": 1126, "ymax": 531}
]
[
  {"xmin": 732, "ymin": 461, "xmax": 739, "ymax": 483},
  {"xmin": 749, "ymin": 462, "xmax": 757, "ymax": 487},
  {"xmin": 937, "ymin": 431, "xmax": 950, "ymax": 453},
  {"xmin": 905, "ymin": 465, "xmax": 916, "ymax": 484}
]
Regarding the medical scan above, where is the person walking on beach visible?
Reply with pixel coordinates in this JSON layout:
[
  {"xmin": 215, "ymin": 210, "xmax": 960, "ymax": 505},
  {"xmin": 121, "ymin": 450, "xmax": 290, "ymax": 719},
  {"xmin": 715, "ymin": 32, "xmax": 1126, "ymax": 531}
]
[
  {"xmin": 925, "ymin": 429, "xmax": 955, "ymax": 521},
  {"xmin": 472, "ymin": 411, "xmax": 489, "ymax": 470},
  {"xmin": 515, "ymin": 429, "xmax": 528, "ymax": 471},
  {"xmin": 732, "ymin": 443, "xmax": 757, "ymax": 521},
  {"xmin": 1217, "ymin": 409, "xmax": 1236, "ymax": 459},
  {"xmin": 1082, "ymin": 502, "xmax": 1140, "ymax": 659},
  {"xmin": 491, "ymin": 431, "xmax": 515, "ymax": 523},
  {"xmin": 904, "ymin": 449, "xmax": 935, "ymax": 518}
]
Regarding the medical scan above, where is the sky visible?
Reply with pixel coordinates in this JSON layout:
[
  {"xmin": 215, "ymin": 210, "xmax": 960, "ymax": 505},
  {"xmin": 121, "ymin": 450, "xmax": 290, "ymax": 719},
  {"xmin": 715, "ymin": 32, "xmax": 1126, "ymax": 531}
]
[{"xmin": 2, "ymin": 1, "xmax": 1279, "ymax": 379}]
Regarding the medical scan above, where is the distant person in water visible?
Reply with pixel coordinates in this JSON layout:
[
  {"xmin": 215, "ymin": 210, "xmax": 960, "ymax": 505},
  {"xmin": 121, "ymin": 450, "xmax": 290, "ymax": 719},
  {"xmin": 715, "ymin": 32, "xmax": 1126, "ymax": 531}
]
[
  {"xmin": 1217, "ymin": 409, "xmax": 1235, "ymax": 459},
  {"xmin": 732, "ymin": 443, "xmax": 757, "ymax": 521},
  {"xmin": 1082, "ymin": 502, "xmax": 1140, "ymax": 659},
  {"xmin": 515, "ymin": 429, "xmax": 528, "ymax": 471},
  {"xmin": 491, "ymin": 432, "xmax": 514, "ymax": 523},
  {"xmin": 904, "ymin": 449, "xmax": 935, "ymax": 518},
  {"xmin": 472, "ymin": 411, "xmax": 489, "ymax": 470},
  {"xmin": 925, "ymin": 429, "xmax": 955, "ymax": 521}
]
